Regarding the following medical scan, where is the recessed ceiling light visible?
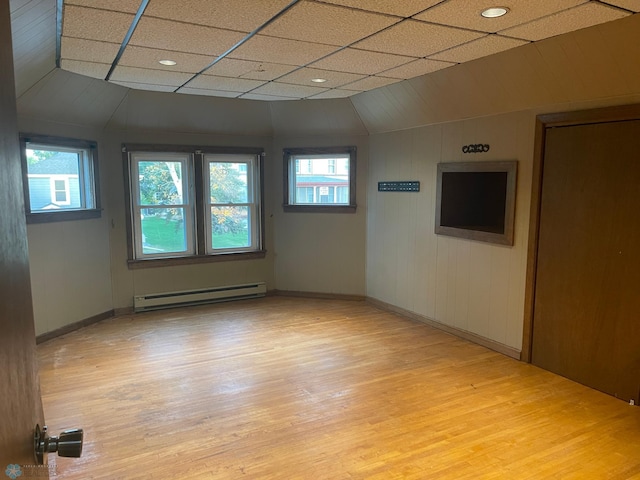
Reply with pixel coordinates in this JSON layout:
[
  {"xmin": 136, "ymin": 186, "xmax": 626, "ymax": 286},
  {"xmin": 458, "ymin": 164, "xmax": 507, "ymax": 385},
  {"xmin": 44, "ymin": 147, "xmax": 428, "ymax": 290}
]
[
  {"xmin": 481, "ymin": 7, "xmax": 509, "ymax": 18},
  {"xmin": 158, "ymin": 59, "xmax": 177, "ymax": 66},
  {"xmin": 311, "ymin": 78, "xmax": 327, "ymax": 83}
]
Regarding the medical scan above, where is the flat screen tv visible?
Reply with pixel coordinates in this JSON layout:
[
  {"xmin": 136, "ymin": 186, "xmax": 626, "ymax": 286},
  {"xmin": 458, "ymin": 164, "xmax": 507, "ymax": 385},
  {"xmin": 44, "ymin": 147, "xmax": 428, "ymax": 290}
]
[{"xmin": 435, "ymin": 161, "xmax": 517, "ymax": 245}]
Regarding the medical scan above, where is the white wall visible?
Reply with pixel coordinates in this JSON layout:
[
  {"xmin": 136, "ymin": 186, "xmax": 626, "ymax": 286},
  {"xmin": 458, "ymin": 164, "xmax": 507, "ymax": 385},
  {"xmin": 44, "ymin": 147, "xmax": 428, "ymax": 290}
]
[
  {"xmin": 104, "ymin": 128, "xmax": 276, "ymax": 309},
  {"xmin": 17, "ymin": 76, "xmax": 372, "ymax": 334},
  {"xmin": 18, "ymin": 118, "xmax": 113, "ymax": 336},
  {"xmin": 271, "ymin": 134, "xmax": 368, "ymax": 296}
]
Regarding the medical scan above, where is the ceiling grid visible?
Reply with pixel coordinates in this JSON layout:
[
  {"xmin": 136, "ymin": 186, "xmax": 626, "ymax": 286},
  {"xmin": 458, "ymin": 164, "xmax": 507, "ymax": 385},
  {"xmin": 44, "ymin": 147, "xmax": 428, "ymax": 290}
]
[{"xmin": 57, "ymin": 0, "xmax": 637, "ymax": 100}]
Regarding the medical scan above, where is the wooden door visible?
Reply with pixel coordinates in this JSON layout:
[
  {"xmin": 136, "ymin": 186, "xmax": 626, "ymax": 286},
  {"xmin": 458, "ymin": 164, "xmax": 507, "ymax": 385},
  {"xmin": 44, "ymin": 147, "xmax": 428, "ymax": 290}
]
[
  {"xmin": 0, "ymin": 2, "xmax": 48, "ymax": 475},
  {"xmin": 532, "ymin": 119, "xmax": 640, "ymax": 403}
]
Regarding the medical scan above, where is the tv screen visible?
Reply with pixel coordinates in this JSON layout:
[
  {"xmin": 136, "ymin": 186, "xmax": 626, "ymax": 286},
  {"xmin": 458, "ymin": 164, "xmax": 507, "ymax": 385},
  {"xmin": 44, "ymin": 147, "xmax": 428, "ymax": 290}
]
[{"xmin": 435, "ymin": 161, "xmax": 517, "ymax": 245}]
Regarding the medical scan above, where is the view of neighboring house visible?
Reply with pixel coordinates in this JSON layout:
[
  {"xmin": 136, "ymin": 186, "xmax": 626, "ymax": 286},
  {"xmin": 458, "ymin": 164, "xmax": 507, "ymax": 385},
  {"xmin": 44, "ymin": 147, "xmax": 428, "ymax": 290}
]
[
  {"xmin": 26, "ymin": 151, "xmax": 81, "ymax": 211},
  {"xmin": 294, "ymin": 157, "xmax": 349, "ymax": 204}
]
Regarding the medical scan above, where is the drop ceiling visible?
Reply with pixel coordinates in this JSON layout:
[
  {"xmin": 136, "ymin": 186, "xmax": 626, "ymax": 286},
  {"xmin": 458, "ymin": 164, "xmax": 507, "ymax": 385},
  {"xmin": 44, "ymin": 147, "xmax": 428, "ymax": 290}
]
[{"xmin": 59, "ymin": 0, "xmax": 637, "ymax": 101}]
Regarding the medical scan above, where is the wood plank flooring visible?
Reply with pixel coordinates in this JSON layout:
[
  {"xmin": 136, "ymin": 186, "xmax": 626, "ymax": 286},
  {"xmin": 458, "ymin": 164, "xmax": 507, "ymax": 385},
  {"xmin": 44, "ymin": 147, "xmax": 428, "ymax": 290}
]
[{"xmin": 38, "ymin": 297, "xmax": 640, "ymax": 479}]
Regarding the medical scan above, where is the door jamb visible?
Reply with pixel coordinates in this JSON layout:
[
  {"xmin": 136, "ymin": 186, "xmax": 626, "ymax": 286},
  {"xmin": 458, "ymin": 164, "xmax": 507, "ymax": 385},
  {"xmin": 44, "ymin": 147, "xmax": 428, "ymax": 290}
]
[{"xmin": 521, "ymin": 103, "xmax": 640, "ymax": 362}]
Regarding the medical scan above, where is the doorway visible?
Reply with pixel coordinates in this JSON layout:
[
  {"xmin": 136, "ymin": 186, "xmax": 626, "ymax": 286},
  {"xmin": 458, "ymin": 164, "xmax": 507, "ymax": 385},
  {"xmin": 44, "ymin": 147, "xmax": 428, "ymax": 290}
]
[{"xmin": 523, "ymin": 105, "xmax": 640, "ymax": 403}]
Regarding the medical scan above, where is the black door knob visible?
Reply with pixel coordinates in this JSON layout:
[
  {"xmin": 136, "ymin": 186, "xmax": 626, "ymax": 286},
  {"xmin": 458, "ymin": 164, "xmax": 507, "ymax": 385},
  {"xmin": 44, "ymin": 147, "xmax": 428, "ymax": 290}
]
[{"xmin": 34, "ymin": 424, "xmax": 84, "ymax": 464}]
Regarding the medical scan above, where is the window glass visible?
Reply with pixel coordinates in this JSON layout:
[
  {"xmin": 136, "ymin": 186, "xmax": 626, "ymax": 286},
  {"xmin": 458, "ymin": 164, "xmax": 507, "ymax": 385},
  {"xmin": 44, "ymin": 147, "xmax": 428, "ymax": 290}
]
[
  {"xmin": 125, "ymin": 147, "xmax": 263, "ymax": 264},
  {"xmin": 140, "ymin": 208, "xmax": 188, "ymax": 255},
  {"xmin": 205, "ymin": 155, "xmax": 258, "ymax": 254},
  {"xmin": 283, "ymin": 147, "xmax": 356, "ymax": 212},
  {"xmin": 21, "ymin": 135, "xmax": 100, "ymax": 222},
  {"xmin": 130, "ymin": 154, "xmax": 193, "ymax": 259}
]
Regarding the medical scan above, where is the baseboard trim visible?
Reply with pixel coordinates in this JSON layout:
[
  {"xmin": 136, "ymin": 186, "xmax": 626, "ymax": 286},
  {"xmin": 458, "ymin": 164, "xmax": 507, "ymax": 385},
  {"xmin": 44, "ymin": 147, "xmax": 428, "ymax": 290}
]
[
  {"xmin": 35, "ymin": 298, "xmax": 520, "ymax": 360},
  {"xmin": 114, "ymin": 306, "xmax": 134, "ymax": 316},
  {"xmin": 366, "ymin": 297, "xmax": 521, "ymax": 360},
  {"xmin": 271, "ymin": 289, "xmax": 365, "ymax": 302},
  {"xmin": 36, "ymin": 310, "xmax": 114, "ymax": 344}
]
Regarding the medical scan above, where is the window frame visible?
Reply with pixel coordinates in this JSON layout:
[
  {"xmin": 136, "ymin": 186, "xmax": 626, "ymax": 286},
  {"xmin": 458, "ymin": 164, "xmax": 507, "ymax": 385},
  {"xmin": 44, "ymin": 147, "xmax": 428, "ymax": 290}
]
[
  {"xmin": 20, "ymin": 134, "xmax": 101, "ymax": 224},
  {"xmin": 123, "ymin": 144, "xmax": 266, "ymax": 269},
  {"xmin": 204, "ymin": 153, "xmax": 260, "ymax": 255},
  {"xmin": 129, "ymin": 152, "xmax": 196, "ymax": 260},
  {"xmin": 283, "ymin": 146, "xmax": 357, "ymax": 213}
]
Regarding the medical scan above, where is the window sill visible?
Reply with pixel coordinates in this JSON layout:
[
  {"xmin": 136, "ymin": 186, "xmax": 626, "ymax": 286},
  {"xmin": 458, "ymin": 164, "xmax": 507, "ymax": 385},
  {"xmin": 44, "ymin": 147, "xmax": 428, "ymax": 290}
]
[
  {"xmin": 283, "ymin": 205, "xmax": 357, "ymax": 214},
  {"xmin": 127, "ymin": 250, "xmax": 267, "ymax": 269},
  {"xmin": 26, "ymin": 209, "xmax": 102, "ymax": 224}
]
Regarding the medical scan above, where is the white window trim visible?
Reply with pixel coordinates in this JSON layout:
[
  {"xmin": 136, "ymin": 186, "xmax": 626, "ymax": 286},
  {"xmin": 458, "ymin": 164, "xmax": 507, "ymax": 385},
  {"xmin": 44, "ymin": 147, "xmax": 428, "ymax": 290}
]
[
  {"xmin": 49, "ymin": 175, "xmax": 71, "ymax": 205},
  {"xmin": 130, "ymin": 152, "xmax": 195, "ymax": 260},
  {"xmin": 204, "ymin": 154, "xmax": 260, "ymax": 255},
  {"xmin": 124, "ymin": 145, "xmax": 265, "ymax": 267}
]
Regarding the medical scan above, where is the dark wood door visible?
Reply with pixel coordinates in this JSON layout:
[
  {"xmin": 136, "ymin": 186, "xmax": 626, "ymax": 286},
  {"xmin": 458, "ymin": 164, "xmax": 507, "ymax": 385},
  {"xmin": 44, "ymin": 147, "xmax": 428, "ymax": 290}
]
[
  {"xmin": 532, "ymin": 120, "xmax": 640, "ymax": 403},
  {"xmin": 0, "ymin": 1, "xmax": 48, "ymax": 474}
]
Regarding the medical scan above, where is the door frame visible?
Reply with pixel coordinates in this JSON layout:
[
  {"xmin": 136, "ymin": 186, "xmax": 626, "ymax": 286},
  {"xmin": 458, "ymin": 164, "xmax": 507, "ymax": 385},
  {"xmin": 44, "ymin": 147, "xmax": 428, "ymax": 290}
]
[{"xmin": 521, "ymin": 103, "xmax": 640, "ymax": 362}]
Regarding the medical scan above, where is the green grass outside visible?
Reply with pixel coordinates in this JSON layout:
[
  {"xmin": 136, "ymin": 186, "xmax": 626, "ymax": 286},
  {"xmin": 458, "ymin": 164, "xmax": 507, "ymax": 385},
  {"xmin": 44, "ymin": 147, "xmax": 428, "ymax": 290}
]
[{"xmin": 142, "ymin": 215, "xmax": 248, "ymax": 253}]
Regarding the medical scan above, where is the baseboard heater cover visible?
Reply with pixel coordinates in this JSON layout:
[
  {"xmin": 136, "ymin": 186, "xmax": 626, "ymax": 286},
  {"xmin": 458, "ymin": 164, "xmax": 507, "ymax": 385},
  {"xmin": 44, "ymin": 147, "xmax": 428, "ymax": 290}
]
[{"xmin": 134, "ymin": 282, "xmax": 266, "ymax": 312}]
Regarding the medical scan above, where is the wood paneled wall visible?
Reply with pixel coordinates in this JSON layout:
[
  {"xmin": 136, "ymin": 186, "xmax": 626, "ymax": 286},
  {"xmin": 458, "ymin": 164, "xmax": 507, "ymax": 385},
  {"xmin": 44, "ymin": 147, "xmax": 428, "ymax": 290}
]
[
  {"xmin": 366, "ymin": 111, "xmax": 534, "ymax": 351},
  {"xmin": 10, "ymin": 0, "xmax": 56, "ymax": 98}
]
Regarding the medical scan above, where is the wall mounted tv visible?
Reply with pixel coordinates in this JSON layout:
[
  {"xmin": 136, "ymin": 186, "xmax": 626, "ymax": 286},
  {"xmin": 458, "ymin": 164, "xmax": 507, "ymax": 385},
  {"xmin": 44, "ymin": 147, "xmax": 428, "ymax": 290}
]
[{"xmin": 435, "ymin": 160, "xmax": 517, "ymax": 246}]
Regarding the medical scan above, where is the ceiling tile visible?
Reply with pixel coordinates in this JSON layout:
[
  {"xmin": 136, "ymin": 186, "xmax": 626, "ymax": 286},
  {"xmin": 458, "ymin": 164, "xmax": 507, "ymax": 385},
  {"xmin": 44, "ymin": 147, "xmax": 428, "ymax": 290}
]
[
  {"xmin": 429, "ymin": 35, "xmax": 529, "ymax": 63},
  {"xmin": 119, "ymin": 46, "xmax": 216, "ymax": 74},
  {"xmin": 260, "ymin": 1, "xmax": 398, "ymax": 46},
  {"xmin": 250, "ymin": 82, "xmax": 329, "ymax": 98},
  {"xmin": 129, "ymin": 17, "xmax": 246, "ymax": 56},
  {"xmin": 603, "ymin": 0, "xmax": 640, "ymax": 12},
  {"xmin": 309, "ymin": 47, "xmax": 415, "ymax": 75},
  {"xmin": 229, "ymin": 35, "xmax": 339, "ymax": 66},
  {"xmin": 414, "ymin": 0, "xmax": 588, "ymax": 33},
  {"xmin": 64, "ymin": 0, "xmax": 140, "ymax": 14},
  {"xmin": 61, "ymin": 37, "xmax": 120, "ymax": 64},
  {"xmin": 144, "ymin": 0, "xmax": 293, "ymax": 32},
  {"xmin": 110, "ymin": 81, "xmax": 176, "ymax": 92},
  {"xmin": 317, "ymin": 0, "xmax": 443, "ymax": 18},
  {"xmin": 179, "ymin": 87, "xmax": 242, "ymax": 98},
  {"xmin": 58, "ymin": 0, "xmax": 636, "ymax": 102},
  {"xmin": 110, "ymin": 65, "xmax": 193, "ymax": 87},
  {"xmin": 308, "ymin": 89, "xmax": 360, "ymax": 99},
  {"xmin": 186, "ymin": 75, "xmax": 266, "ymax": 92},
  {"xmin": 62, "ymin": 5, "xmax": 134, "ymax": 43},
  {"xmin": 501, "ymin": 3, "xmax": 630, "ymax": 41},
  {"xmin": 340, "ymin": 75, "xmax": 400, "ymax": 91},
  {"xmin": 205, "ymin": 58, "xmax": 298, "ymax": 81},
  {"xmin": 354, "ymin": 19, "xmax": 485, "ymax": 57},
  {"xmin": 380, "ymin": 58, "xmax": 454, "ymax": 79},
  {"xmin": 277, "ymin": 67, "xmax": 366, "ymax": 89},
  {"xmin": 60, "ymin": 59, "xmax": 110, "ymax": 79}
]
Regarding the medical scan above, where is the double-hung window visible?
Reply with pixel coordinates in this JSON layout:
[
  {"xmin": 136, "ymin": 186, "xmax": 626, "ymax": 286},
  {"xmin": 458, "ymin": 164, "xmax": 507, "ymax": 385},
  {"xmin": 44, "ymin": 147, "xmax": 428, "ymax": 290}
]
[
  {"xmin": 130, "ymin": 152, "xmax": 195, "ymax": 258},
  {"xmin": 124, "ymin": 145, "xmax": 264, "ymax": 267},
  {"xmin": 205, "ymin": 154, "xmax": 260, "ymax": 253},
  {"xmin": 283, "ymin": 146, "xmax": 356, "ymax": 213},
  {"xmin": 20, "ymin": 134, "xmax": 101, "ymax": 223}
]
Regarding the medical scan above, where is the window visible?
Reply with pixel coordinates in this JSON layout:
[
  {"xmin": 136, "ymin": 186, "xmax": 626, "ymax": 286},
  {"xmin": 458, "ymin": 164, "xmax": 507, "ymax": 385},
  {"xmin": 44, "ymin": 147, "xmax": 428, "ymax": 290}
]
[
  {"xmin": 124, "ymin": 145, "xmax": 264, "ymax": 267},
  {"xmin": 283, "ymin": 147, "xmax": 356, "ymax": 213},
  {"xmin": 50, "ymin": 177, "xmax": 71, "ymax": 205},
  {"xmin": 20, "ymin": 134, "xmax": 100, "ymax": 223}
]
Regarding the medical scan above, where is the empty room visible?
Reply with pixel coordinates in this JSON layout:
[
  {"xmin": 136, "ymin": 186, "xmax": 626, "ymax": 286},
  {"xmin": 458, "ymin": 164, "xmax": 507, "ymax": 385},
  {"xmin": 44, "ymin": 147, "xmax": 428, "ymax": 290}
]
[{"xmin": 1, "ymin": 1, "xmax": 639, "ymax": 478}]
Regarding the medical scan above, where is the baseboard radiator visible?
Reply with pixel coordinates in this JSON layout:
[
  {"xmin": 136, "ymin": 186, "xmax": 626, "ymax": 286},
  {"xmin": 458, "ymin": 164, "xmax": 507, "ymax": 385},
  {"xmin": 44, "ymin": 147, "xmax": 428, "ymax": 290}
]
[{"xmin": 134, "ymin": 282, "xmax": 266, "ymax": 312}]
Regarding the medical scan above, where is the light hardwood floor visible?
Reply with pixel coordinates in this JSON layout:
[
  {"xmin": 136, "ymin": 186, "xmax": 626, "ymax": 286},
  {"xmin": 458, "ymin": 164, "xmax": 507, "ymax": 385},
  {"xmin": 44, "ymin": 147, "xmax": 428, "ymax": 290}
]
[{"xmin": 38, "ymin": 297, "xmax": 640, "ymax": 479}]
